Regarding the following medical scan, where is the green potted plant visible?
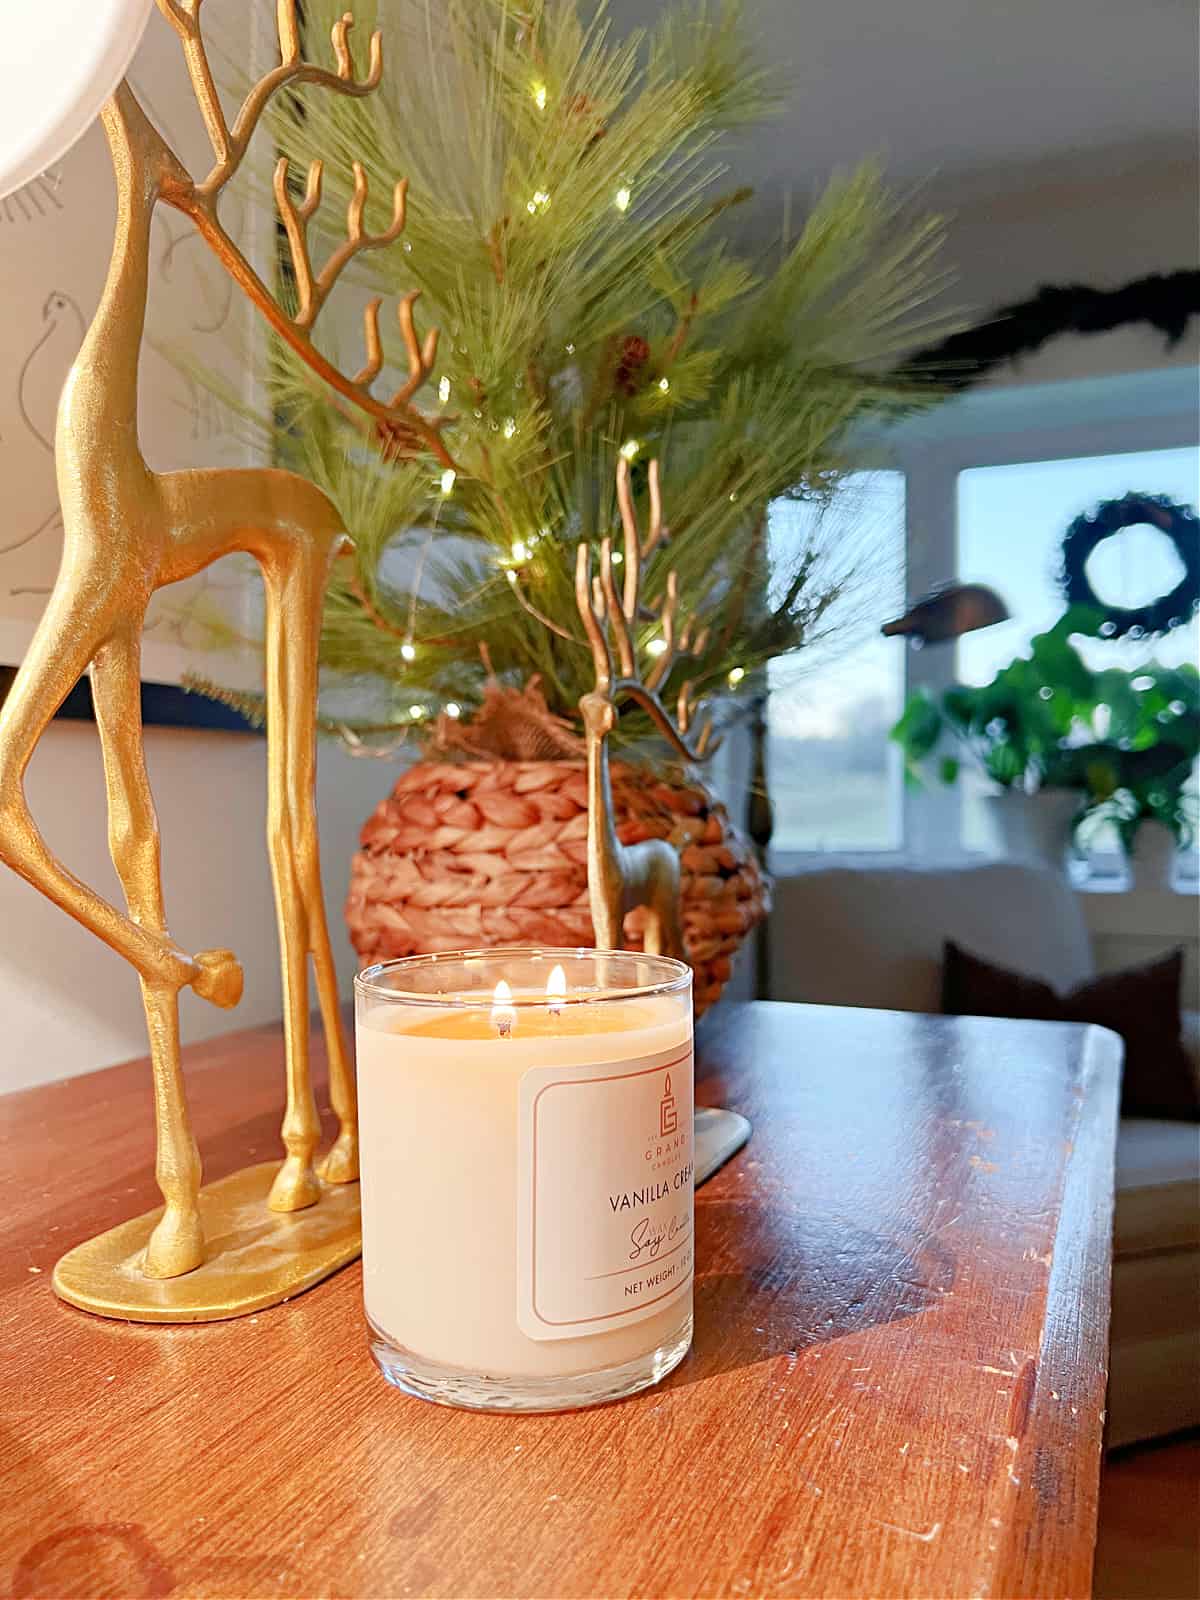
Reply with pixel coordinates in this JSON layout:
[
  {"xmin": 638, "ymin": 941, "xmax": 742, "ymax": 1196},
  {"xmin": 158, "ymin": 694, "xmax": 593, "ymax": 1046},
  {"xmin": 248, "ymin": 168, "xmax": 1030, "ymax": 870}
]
[
  {"xmin": 1067, "ymin": 661, "xmax": 1200, "ymax": 888},
  {"xmin": 890, "ymin": 608, "xmax": 1200, "ymax": 875},
  {"xmin": 890, "ymin": 610, "xmax": 1101, "ymax": 867}
]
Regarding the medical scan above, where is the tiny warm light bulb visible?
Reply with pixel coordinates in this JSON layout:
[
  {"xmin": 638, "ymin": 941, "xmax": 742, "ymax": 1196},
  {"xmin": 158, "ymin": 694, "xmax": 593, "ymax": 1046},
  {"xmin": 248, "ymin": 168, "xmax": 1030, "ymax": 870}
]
[
  {"xmin": 400, "ymin": 640, "xmax": 416, "ymax": 662},
  {"xmin": 511, "ymin": 539, "xmax": 530, "ymax": 563},
  {"xmin": 444, "ymin": 701, "xmax": 462, "ymax": 719},
  {"xmin": 492, "ymin": 978, "xmax": 516, "ymax": 1038},
  {"xmin": 728, "ymin": 665, "xmax": 746, "ymax": 686},
  {"xmin": 439, "ymin": 468, "xmax": 457, "ymax": 495},
  {"xmin": 619, "ymin": 438, "xmax": 640, "ymax": 461},
  {"xmin": 506, "ymin": 569, "xmax": 518, "ymax": 585},
  {"xmin": 611, "ymin": 550, "xmax": 624, "ymax": 565},
  {"xmin": 532, "ymin": 81, "xmax": 548, "ymax": 110},
  {"xmin": 546, "ymin": 963, "xmax": 567, "ymax": 1016},
  {"xmin": 408, "ymin": 704, "xmax": 425, "ymax": 720},
  {"xmin": 527, "ymin": 189, "xmax": 551, "ymax": 215},
  {"xmin": 503, "ymin": 417, "xmax": 517, "ymax": 439},
  {"xmin": 437, "ymin": 376, "xmax": 451, "ymax": 404},
  {"xmin": 658, "ymin": 376, "xmax": 670, "ymax": 392},
  {"xmin": 614, "ymin": 185, "xmax": 632, "ymax": 212},
  {"xmin": 646, "ymin": 637, "xmax": 668, "ymax": 656}
]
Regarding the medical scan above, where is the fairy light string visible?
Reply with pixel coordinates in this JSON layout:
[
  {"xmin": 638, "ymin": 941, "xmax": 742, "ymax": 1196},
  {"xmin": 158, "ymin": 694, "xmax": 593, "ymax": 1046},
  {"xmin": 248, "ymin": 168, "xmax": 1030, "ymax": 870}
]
[{"xmin": 236, "ymin": 0, "xmax": 953, "ymax": 746}]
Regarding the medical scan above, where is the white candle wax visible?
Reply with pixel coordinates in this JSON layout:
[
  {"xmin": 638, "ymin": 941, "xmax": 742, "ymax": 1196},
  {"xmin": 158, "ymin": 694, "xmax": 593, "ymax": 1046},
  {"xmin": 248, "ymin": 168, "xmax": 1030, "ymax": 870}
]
[{"xmin": 357, "ymin": 984, "xmax": 694, "ymax": 1386}]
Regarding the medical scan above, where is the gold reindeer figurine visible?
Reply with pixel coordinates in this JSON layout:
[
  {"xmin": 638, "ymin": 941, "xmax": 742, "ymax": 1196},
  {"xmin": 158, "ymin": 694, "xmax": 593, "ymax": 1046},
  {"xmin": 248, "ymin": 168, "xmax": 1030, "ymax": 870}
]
[
  {"xmin": 575, "ymin": 458, "xmax": 717, "ymax": 959},
  {"xmin": 0, "ymin": 0, "xmax": 452, "ymax": 1320}
]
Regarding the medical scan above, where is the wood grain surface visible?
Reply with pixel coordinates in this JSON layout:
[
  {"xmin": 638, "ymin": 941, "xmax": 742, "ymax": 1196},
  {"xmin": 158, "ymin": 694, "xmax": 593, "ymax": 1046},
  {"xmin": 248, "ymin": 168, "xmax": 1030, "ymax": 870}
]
[{"xmin": 0, "ymin": 1001, "xmax": 1121, "ymax": 1600}]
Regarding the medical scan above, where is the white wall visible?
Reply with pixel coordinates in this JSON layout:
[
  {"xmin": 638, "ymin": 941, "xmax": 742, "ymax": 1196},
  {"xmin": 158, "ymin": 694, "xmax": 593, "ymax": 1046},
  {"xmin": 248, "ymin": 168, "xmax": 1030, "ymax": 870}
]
[
  {"xmin": 0, "ymin": 722, "xmax": 390, "ymax": 1091},
  {"xmin": 932, "ymin": 144, "xmax": 1199, "ymax": 385},
  {"xmin": 0, "ymin": 2, "xmax": 405, "ymax": 1094},
  {"xmin": 745, "ymin": 142, "xmax": 1199, "ymax": 385}
]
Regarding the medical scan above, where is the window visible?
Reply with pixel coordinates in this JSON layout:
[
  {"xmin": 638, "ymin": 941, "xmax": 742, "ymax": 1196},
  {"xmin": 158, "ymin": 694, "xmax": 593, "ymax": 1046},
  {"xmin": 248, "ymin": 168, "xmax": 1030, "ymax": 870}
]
[
  {"xmin": 956, "ymin": 446, "xmax": 1199, "ymax": 855},
  {"xmin": 761, "ymin": 371, "xmax": 1198, "ymax": 871},
  {"xmin": 766, "ymin": 471, "xmax": 906, "ymax": 853}
]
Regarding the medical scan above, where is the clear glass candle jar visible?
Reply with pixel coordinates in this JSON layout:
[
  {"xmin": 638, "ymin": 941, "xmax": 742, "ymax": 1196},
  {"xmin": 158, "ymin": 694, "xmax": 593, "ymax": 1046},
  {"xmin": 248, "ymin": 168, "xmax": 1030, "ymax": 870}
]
[{"xmin": 354, "ymin": 948, "xmax": 694, "ymax": 1412}]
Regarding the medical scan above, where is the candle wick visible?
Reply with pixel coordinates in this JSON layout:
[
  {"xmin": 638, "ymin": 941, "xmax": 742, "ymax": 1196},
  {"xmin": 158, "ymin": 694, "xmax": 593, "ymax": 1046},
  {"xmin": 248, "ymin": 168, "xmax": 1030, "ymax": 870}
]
[
  {"xmin": 492, "ymin": 978, "xmax": 515, "ymax": 1037},
  {"xmin": 545, "ymin": 964, "xmax": 568, "ymax": 1018}
]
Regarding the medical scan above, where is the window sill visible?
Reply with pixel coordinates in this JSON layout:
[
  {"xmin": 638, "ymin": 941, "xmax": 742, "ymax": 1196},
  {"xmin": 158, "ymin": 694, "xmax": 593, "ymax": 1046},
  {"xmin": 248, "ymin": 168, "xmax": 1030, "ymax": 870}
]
[{"xmin": 767, "ymin": 847, "xmax": 1199, "ymax": 897}]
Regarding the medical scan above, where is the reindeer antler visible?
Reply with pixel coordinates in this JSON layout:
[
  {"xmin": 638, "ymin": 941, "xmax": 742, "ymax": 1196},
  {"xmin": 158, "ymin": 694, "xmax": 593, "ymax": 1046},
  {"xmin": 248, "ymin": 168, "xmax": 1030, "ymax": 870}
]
[
  {"xmin": 575, "ymin": 458, "xmax": 718, "ymax": 759},
  {"xmin": 156, "ymin": 0, "xmax": 455, "ymax": 469},
  {"xmin": 157, "ymin": 1, "xmax": 383, "ymax": 195}
]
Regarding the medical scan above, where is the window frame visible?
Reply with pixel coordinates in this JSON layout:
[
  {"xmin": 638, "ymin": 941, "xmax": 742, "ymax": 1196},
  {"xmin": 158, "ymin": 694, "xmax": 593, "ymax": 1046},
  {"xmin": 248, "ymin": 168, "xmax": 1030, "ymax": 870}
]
[
  {"xmin": 768, "ymin": 365, "xmax": 1200, "ymax": 875},
  {"xmin": 764, "ymin": 468, "xmax": 909, "ymax": 861}
]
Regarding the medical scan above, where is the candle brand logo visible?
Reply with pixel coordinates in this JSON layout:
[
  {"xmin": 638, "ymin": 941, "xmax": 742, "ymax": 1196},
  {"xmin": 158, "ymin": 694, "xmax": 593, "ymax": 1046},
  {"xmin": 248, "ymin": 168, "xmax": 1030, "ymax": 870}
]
[{"xmin": 659, "ymin": 1074, "xmax": 678, "ymax": 1137}]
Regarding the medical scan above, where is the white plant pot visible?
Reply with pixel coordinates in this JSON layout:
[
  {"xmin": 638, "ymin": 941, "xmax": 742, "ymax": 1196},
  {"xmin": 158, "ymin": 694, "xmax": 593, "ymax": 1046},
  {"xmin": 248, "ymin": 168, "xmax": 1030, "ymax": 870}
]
[
  {"xmin": 983, "ymin": 789, "xmax": 1080, "ymax": 872},
  {"xmin": 1128, "ymin": 819, "xmax": 1179, "ymax": 892}
]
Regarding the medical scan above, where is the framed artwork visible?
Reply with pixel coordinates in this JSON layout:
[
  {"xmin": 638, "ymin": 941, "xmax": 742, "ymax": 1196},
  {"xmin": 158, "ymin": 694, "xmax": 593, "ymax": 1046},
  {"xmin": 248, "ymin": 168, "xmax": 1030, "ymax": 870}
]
[{"xmin": 0, "ymin": 0, "xmax": 264, "ymax": 730}]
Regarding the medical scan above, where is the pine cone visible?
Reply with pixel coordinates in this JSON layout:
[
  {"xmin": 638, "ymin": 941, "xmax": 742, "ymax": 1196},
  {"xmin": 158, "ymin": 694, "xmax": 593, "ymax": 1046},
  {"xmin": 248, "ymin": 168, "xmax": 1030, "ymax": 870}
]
[
  {"xmin": 614, "ymin": 335, "xmax": 651, "ymax": 396},
  {"xmin": 568, "ymin": 93, "xmax": 608, "ymax": 147}
]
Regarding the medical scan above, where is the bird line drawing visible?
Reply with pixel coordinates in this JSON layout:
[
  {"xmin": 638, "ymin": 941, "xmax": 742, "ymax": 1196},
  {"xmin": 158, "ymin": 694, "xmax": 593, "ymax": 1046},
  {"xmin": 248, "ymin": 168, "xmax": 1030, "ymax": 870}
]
[
  {"xmin": 158, "ymin": 213, "xmax": 239, "ymax": 338},
  {"xmin": 18, "ymin": 291, "xmax": 85, "ymax": 449},
  {"xmin": 2, "ymin": 74, "xmax": 247, "ymax": 628},
  {"xmin": 131, "ymin": 71, "xmax": 240, "ymax": 346},
  {"xmin": 1, "ymin": 290, "xmax": 85, "ymax": 563}
]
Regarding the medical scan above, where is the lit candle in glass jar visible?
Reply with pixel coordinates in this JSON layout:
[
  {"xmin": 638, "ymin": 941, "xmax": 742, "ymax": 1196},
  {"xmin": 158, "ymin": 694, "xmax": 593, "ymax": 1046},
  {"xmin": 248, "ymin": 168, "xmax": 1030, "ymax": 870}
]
[{"xmin": 355, "ymin": 948, "xmax": 694, "ymax": 1412}]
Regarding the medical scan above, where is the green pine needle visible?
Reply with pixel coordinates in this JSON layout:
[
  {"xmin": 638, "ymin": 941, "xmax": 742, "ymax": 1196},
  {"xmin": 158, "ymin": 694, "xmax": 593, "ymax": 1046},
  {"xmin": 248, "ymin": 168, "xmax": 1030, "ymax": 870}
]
[{"xmin": 191, "ymin": 0, "xmax": 957, "ymax": 743}]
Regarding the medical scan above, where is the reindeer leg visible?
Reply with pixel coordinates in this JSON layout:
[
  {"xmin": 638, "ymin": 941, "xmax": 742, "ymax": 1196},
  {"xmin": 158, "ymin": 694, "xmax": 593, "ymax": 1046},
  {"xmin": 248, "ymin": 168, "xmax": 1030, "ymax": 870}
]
[
  {"xmin": 649, "ymin": 845, "xmax": 686, "ymax": 962},
  {"xmin": 267, "ymin": 542, "xmax": 359, "ymax": 1196},
  {"xmin": 305, "ymin": 548, "xmax": 358, "ymax": 1185},
  {"xmin": 312, "ymin": 901, "xmax": 359, "ymax": 1184},
  {"xmin": 661, "ymin": 889, "xmax": 686, "ymax": 963},
  {"xmin": 261, "ymin": 560, "xmax": 322, "ymax": 1213},
  {"xmin": 91, "ymin": 632, "xmax": 204, "ymax": 1277},
  {"xmin": 0, "ymin": 576, "xmax": 237, "ymax": 1002}
]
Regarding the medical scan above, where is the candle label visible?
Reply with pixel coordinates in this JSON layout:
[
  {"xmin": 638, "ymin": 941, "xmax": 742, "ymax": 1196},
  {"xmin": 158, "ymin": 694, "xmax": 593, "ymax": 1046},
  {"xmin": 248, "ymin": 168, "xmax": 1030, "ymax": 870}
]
[{"xmin": 517, "ymin": 1042, "xmax": 694, "ymax": 1340}]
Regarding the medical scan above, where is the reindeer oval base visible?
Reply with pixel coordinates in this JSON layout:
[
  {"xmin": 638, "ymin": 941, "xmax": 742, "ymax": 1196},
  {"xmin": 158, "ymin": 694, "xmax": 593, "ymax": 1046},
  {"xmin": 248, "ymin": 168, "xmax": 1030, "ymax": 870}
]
[{"xmin": 52, "ymin": 1163, "xmax": 361, "ymax": 1323}]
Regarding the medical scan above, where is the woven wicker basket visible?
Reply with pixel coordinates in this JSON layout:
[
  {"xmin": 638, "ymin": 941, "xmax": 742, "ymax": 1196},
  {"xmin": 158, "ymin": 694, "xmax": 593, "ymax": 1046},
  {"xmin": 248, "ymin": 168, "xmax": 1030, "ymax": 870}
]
[{"xmin": 346, "ymin": 757, "xmax": 769, "ymax": 1015}]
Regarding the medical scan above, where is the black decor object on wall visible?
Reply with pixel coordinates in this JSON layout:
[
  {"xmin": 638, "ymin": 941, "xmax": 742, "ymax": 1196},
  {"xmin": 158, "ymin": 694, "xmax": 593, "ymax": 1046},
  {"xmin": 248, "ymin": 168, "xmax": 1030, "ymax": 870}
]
[
  {"xmin": 0, "ymin": 666, "xmax": 258, "ymax": 732},
  {"xmin": 909, "ymin": 270, "xmax": 1200, "ymax": 389}
]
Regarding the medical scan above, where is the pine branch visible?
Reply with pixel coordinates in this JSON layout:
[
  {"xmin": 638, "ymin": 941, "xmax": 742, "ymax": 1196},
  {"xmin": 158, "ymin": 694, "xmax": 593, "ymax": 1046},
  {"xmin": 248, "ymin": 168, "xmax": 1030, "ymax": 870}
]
[
  {"xmin": 195, "ymin": 0, "xmax": 955, "ymax": 745},
  {"xmin": 182, "ymin": 673, "xmax": 267, "ymax": 728}
]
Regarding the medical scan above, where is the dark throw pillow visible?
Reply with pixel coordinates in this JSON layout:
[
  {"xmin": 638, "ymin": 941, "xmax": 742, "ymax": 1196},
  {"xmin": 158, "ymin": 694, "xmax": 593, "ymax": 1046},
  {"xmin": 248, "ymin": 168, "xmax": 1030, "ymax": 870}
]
[{"xmin": 942, "ymin": 941, "xmax": 1200, "ymax": 1122}]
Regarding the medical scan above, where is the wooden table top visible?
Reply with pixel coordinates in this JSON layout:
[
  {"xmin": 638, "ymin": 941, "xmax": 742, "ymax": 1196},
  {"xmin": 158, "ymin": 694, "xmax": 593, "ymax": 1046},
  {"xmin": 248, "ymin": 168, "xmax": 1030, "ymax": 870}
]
[{"xmin": 0, "ymin": 1001, "xmax": 1120, "ymax": 1600}]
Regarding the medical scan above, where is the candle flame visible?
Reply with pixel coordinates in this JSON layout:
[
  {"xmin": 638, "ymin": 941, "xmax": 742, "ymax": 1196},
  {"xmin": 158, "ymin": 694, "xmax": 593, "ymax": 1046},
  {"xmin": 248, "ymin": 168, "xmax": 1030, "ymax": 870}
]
[
  {"xmin": 491, "ymin": 978, "xmax": 515, "ymax": 1038},
  {"xmin": 546, "ymin": 963, "xmax": 567, "ymax": 1013}
]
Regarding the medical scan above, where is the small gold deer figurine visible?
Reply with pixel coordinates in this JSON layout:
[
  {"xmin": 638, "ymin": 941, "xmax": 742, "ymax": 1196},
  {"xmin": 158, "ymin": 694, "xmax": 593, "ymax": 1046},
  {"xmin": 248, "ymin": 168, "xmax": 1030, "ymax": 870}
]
[
  {"xmin": 575, "ymin": 458, "xmax": 716, "ymax": 959},
  {"xmin": 0, "ymin": 0, "xmax": 455, "ymax": 1319}
]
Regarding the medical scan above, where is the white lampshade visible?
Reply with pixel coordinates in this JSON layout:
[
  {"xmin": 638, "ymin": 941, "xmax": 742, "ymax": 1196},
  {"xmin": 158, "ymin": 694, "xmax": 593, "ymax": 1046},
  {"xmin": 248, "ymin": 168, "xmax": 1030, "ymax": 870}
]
[{"xmin": 0, "ymin": 0, "xmax": 154, "ymax": 199}]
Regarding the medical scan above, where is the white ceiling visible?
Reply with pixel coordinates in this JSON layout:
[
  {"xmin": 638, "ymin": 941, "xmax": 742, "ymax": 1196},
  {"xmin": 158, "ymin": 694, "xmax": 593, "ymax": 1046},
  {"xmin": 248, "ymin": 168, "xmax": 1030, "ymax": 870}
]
[{"xmin": 607, "ymin": 0, "xmax": 1199, "ymax": 202}]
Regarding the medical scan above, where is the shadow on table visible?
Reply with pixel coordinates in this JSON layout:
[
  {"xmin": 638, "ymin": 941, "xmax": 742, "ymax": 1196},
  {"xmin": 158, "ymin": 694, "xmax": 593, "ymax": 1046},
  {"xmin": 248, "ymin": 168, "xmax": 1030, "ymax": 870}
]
[{"xmin": 665, "ymin": 1208, "xmax": 956, "ymax": 1391}]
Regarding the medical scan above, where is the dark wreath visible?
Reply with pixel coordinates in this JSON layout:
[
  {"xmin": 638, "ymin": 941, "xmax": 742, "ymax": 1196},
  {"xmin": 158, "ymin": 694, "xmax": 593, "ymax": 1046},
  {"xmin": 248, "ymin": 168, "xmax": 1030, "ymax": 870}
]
[
  {"xmin": 1060, "ymin": 492, "xmax": 1200, "ymax": 638},
  {"xmin": 907, "ymin": 271, "xmax": 1200, "ymax": 389}
]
